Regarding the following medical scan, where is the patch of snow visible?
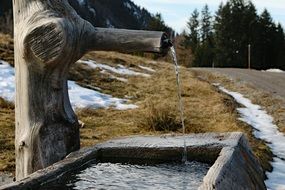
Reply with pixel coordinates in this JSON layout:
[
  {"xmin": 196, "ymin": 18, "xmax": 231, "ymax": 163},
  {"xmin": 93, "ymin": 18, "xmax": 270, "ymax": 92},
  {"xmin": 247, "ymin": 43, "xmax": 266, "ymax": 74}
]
[
  {"xmin": 124, "ymin": 95, "xmax": 133, "ymax": 99},
  {"xmin": 138, "ymin": 65, "xmax": 156, "ymax": 72},
  {"xmin": 76, "ymin": 0, "xmax": 96, "ymax": 17},
  {"xmin": 123, "ymin": 2, "xmax": 140, "ymax": 19},
  {"xmin": 124, "ymin": 2, "xmax": 132, "ymax": 9},
  {"xmin": 68, "ymin": 81, "xmax": 137, "ymax": 110},
  {"xmin": 105, "ymin": 19, "xmax": 114, "ymax": 28},
  {"xmin": 77, "ymin": 0, "xmax": 85, "ymax": 5},
  {"xmin": 92, "ymin": 86, "xmax": 102, "ymax": 91},
  {"xmin": 212, "ymin": 83, "xmax": 220, "ymax": 86},
  {"xmin": 265, "ymin": 69, "xmax": 285, "ymax": 73},
  {"xmin": 78, "ymin": 60, "xmax": 150, "ymax": 77},
  {"xmin": 133, "ymin": 10, "xmax": 140, "ymax": 19},
  {"xmin": 88, "ymin": 7, "xmax": 96, "ymax": 16},
  {"xmin": 0, "ymin": 60, "xmax": 137, "ymax": 110},
  {"xmin": 0, "ymin": 60, "xmax": 15, "ymax": 102},
  {"xmin": 217, "ymin": 85, "xmax": 285, "ymax": 190},
  {"xmin": 0, "ymin": 172, "xmax": 13, "ymax": 187}
]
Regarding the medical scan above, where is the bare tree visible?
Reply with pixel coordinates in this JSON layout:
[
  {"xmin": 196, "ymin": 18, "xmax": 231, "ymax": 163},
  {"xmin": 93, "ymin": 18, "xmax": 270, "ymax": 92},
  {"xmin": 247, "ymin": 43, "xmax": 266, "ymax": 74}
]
[{"xmin": 13, "ymin": 0, "xmax": 169, "ymax": 180}]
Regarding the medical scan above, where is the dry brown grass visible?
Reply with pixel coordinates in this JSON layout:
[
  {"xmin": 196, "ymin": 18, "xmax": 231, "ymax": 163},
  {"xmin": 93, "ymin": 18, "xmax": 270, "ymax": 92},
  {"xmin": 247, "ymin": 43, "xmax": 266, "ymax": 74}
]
[
  {"xmin": 0, "ymin": 33, "xmax": 14, "ymax": 65},
  {"xmin": 0, "ymin": 98, "xmax": 15, "ymax": 173},
  {"xmin": 136, "ymin": 100, "xmax": 182, "ymax": 132},
  {"xmin": 191, "ymin": 69, "xmax": 277, "ymax": 170},
  {"xmin": 75, "ymin": 55, "xmax": 272, "ymax": 172},
  {"xmin": 134, "ymin": 65, "xmax": 241, "ymax": 134},
  {"xmin": 193, "ymin": 69, "xmax": 285, "ymax": 133},
  {"xmin": 0, "ymin": 49, "xmax": 272, "ymax": 174},
  {"xmin": 69, "ymin": 51, "xmax": 160, "ymax": 99}
]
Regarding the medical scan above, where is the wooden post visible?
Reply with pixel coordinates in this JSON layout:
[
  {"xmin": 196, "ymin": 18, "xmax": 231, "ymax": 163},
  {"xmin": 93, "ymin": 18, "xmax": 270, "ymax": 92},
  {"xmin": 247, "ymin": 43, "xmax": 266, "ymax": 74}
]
[{"xmin": 13, "ymin": 0, "xmax": 169, "ymax": 180}]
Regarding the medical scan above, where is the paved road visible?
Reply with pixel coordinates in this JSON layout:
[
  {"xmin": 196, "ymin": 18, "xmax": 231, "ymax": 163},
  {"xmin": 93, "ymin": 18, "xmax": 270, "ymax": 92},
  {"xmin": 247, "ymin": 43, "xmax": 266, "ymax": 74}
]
[{"xmin": 195, "ymin": 68, "xmax": 285, "ymax": 98}]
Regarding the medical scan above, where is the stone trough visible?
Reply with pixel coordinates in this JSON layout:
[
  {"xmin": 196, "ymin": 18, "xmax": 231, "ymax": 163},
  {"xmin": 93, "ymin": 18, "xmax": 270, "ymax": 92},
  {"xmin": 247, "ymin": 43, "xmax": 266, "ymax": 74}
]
[{"xmin": 0, "ymin": 132, "xmax": 266, "ymax": 190}]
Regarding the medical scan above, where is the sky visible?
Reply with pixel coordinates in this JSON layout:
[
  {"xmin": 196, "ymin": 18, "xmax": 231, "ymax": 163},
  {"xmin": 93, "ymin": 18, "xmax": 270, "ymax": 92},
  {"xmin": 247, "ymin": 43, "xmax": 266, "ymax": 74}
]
[{"xmin": 132, "ymin": 0, "xmax": 285, "ymax": 33}]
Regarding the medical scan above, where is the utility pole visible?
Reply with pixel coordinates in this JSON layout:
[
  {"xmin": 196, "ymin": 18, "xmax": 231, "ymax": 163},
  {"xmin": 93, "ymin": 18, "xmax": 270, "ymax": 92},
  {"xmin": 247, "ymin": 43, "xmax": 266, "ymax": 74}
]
[{"xmin": 248, "ymin": 44, "xmax": 251, "ymax": 69}]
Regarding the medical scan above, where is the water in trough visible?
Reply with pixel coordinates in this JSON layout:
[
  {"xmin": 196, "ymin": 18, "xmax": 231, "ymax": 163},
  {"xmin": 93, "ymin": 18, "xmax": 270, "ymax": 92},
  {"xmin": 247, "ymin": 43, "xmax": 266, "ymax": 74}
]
[{"xmin": 46, "ymin": 161, "xmax": 210, "ymax": 190}]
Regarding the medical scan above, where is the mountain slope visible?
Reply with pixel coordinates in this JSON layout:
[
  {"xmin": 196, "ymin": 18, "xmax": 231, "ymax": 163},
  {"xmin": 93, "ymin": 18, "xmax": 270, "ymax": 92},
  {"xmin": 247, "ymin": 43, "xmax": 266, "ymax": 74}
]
[
  {"xmin": 70, "ymin": 0, "xmax": 153, "ymax": 29},
  {"xmin": 0, "ymin": 1, "xmax": 11, "ymax": 17},
  {"xmin": 0, "ymin": 0, "xmax": 165, "ymax": 33},
  {"xmin": 0, "ymin": 33, "xmax": 273, "ymax": 184}
]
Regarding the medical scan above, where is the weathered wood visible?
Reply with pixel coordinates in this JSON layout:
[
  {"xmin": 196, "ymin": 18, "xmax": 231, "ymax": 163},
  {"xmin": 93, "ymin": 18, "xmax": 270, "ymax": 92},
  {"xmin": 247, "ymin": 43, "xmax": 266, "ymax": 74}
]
[
  {"xmin": 13, "ymin": 0, "xmax": 168, "ymax": 180},
  {"xmin": 1, "ymin": 133, "xmax": 266, "ymax": 190},
  {"xmin": 84, "ymin": 27, "xmax": 164, "ymax": 53}
]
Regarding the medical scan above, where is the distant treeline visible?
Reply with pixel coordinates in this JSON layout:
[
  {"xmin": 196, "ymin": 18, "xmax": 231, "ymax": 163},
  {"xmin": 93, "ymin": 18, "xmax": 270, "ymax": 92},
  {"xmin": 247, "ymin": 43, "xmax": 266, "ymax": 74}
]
[{"xmin": 181, "ymin": 0, "xmax": 285, "ymax": 70}]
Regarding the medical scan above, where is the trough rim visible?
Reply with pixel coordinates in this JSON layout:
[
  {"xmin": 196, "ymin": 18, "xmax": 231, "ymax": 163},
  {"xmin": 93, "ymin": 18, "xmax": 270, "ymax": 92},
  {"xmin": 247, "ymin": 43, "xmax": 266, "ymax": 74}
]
[{"xmin": 0, "ymin": 132, "xmax": 265, "ymax": 190}]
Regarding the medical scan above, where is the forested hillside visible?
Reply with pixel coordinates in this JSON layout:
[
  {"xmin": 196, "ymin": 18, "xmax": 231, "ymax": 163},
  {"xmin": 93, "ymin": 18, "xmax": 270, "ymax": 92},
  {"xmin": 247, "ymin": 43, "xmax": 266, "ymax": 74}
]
[{"xmin": 0, "ymin": 0, "xmax": 171, "ymax": 35}]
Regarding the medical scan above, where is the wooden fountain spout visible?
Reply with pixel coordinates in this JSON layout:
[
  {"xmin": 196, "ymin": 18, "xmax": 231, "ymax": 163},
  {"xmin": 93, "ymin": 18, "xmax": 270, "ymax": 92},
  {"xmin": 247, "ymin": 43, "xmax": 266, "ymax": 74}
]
[{"xmin": 13, "ymin": 0, "xmax": 171, "ymax": 180}]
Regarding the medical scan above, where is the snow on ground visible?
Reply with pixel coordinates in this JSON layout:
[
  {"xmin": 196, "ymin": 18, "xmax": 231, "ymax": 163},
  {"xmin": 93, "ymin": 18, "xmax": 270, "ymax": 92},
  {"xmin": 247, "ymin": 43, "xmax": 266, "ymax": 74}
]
[
  {"xmin": 138, "ymin": 65, "xmax": 156, "ymax": 73},
  {"xmin": 124, "ymin": 2, "xmax": 132, "ymax": 9},
  {"xmin": 77, "ymin": 60, "xmax": 150, "ymax": 78},
  {"xmin": 105, "ymin": 19, "xmax": 114, "ymax": 28},
  {"xmin": 68, "ymin": 81, "xmax": 137, "ymax": 110},
  {"xmin": 0, "ymin": 61, "xmax": 15, "ymax": 102},
  {"xmin": 215, "ymin": 84, "xmax": 285, "ymax": 190},
  {"xmin": 0, "ymin": 60, "xmax": 137, "ymax": 110},
  {"xmin": 76, "ymin": 0, "xmax": 85, "ymax": 5},
  {"xmin": 264, "ymin": 69, "xmax": 285, "ymax": 73}
]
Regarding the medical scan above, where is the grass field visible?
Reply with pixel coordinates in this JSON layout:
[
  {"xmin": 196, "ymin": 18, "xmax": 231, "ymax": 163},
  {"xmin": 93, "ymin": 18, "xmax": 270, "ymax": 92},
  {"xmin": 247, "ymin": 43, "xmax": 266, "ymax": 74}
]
[
  {"xmin": 0, "ymin": 34, "xmax": 272, "ymax": 176},
  {"xmin": 192, "ymin": 69, "xmax": 285, "ymax": 134}
]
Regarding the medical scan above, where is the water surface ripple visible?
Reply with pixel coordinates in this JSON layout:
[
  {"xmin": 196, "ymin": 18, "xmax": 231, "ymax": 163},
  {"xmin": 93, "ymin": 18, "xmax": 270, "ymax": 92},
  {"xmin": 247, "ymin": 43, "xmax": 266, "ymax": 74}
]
[{"xmin": 64, "ymin": 162, "xmax": 210, "ymax": 190}]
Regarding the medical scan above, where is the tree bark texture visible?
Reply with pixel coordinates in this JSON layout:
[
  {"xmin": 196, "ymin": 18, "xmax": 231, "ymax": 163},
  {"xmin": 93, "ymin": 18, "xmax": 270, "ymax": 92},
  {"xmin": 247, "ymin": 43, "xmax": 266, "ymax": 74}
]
[{"xmin": 13, "ymin": 0, "xmax": 167, "ymax": 180}]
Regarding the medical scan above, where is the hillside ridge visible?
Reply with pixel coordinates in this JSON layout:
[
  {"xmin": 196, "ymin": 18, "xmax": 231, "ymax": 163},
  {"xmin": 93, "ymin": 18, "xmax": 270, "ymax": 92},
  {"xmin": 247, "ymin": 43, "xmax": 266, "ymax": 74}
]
[{"xmin": 0, "ymin": 0, "xmax": 156, "ymax": 31}]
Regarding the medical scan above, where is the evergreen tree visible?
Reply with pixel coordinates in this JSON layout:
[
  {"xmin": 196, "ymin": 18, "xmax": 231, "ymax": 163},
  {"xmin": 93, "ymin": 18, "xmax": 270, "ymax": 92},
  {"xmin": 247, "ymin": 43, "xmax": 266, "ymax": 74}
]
[
  {"xmin": 201, "ymin": 5, "xmax": 212, "ymax": 42},
  {"xmin": 193, "ymin": 4, "xmax": 214, "ymax": 67},
  {"xmin": 146, "ymin": 13, "xmax": 172, "ymax": 59},
  {"xmin": 147, "ymin": 13, "xmax": 173, "ymax": 35},
  {"xmin": 148, "ymin": 13, "xmax": 166, "ymax": 31},
  {"xmin": 275, "ymin": 24, "xmax": 285, "ymax": 70},
  {"xmin": 256, "ymin": 9, "xmax": 277, "ymax": 69},
  {"xmin": 214, "ymin": 2, "xmax": 233, "ymax": 67},
  {"xmin": 182, "ymin": 0, "xmax": 285, "ymax": 70},
  {"xmin": 214, "ymin": 0, "xmax": 259, "ymax": 68},
  {"xmin": 184, "ymin": 9, "xmax": 200, "ymax": 53}
]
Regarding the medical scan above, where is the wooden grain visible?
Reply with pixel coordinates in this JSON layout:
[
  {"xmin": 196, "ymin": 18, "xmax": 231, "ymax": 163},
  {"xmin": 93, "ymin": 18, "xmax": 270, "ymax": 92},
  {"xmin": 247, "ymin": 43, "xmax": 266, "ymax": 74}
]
[
  {"xmin": 1, "ymin": 133, "xmax": 266, "ymax": 189},
  {"xmin": 84, "ymin": 27, "xmax": 164, "ymax": 53},
  {"xmin": 13, "ymin": 0, "xmax": 166, "ymax": 180}
]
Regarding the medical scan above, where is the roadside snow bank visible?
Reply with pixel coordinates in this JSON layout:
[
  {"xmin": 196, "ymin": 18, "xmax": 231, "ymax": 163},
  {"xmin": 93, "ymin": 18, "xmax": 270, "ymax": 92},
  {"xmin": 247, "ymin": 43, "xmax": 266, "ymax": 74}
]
[
  {"xmin": 78, "ymin": 60, "xmax": 150, "ymax": 77},
  {"xmin": 265, "ymin": 69, "xmax": 285, "ymax": 73},
  {"xmin": 216, "ymin": 85, "xmax": 285, "ymax": 190},
  {"xmin": 0, "ymin": 60, "xmax": 137, "ymax": 110}
]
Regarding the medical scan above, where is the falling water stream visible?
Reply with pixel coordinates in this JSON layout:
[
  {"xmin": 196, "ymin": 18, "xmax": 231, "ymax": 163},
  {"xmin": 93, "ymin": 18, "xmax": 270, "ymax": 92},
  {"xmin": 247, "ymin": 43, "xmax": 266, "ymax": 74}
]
[
  {"xmin": 52, "ymin": 162, "xmax": 210, "ymax": 190},
  {"xmin": 41, "ymin": 47, "xmax": 211, "ymax": 190},
  {"xmin": 170, "ymin": 46, "xmax": 187, "ymax": 163}
]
